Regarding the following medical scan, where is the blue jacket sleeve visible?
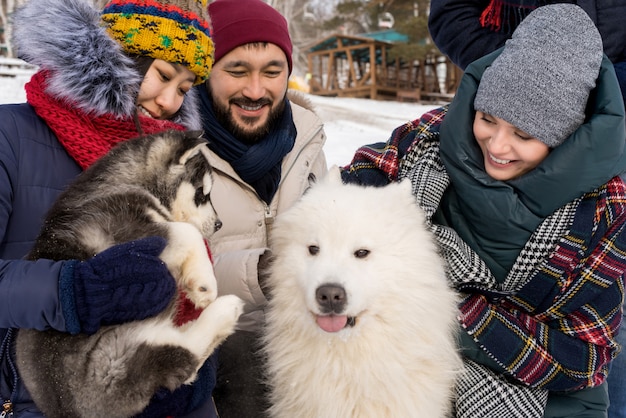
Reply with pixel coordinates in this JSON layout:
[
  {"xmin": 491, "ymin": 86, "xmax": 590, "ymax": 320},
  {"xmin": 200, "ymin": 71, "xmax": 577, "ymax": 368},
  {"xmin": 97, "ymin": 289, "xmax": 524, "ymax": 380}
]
[
  {"xmin": 0, "ymin": 258, "xmax": 69, "ymax": 331},
  {"xmin": 0, "ymin": 104, "xmax": 78, "ymax": 333},
  {"xmin": 428, "ymin": 0, "xmax": 509, "ymax": 70}
]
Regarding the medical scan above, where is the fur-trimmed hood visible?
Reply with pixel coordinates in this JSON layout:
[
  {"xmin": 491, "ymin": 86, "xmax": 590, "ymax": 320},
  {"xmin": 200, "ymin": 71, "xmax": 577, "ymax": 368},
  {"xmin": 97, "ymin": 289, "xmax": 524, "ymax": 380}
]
[
  {"xmin": 11, "ymin": 0, "xmax": 200, "ymax": 129},
  {"xmin": 287, "ymin": 89, "xmax": 317, "ymax": 114}
]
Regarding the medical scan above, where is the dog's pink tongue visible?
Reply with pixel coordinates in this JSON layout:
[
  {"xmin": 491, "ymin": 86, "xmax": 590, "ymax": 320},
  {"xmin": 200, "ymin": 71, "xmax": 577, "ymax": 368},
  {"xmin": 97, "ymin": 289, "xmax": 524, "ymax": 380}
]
[{"xmin": 316, "ymin": 315, "xmax": 348, "ymax": 332}]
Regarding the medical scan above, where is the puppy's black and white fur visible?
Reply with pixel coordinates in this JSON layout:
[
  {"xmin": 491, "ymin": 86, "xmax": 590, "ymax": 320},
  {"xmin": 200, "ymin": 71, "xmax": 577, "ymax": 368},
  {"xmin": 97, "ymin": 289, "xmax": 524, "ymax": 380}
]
[{"xmin": 16, "ymin": 130, "xmax": 243, "ymax": 418}]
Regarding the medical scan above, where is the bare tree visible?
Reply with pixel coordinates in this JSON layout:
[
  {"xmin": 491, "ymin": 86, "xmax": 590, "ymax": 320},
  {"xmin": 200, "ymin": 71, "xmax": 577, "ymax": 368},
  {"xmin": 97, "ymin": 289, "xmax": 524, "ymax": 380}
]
[
  {"xmin": 270, "ymin": 0, "xmax": 333, "ymax": 75},
  {"xmin": 1, "ymin": 0, "xmax": 17, "ymax": 56}
]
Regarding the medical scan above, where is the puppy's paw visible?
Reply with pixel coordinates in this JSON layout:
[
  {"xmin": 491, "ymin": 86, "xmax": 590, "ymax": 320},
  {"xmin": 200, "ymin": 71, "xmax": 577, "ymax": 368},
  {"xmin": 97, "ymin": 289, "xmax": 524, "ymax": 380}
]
[
  {"xmin": 200, "ymin": 295, "xmax": 244, "ymax": 336},
  {"xmin": 209, "ymin": 295, "xmax": 244, "ymax": 323},
  {"xmin": 181, "ymin": 253, "xmax": 218, "ymax": 309}
]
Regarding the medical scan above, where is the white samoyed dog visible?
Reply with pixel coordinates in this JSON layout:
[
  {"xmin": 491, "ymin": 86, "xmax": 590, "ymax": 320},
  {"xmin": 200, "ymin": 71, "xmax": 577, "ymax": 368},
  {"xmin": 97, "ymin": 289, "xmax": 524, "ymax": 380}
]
[{"xmin": 262, "ymin": 168, "xmax": 462, "ymax": 418}]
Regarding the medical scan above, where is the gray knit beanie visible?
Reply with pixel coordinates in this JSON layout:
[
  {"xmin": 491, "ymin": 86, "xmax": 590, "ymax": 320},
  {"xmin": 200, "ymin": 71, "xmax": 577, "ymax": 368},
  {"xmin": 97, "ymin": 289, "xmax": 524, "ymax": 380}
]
[{"xmin": 473, "ymin": 4, "xmax": 603, "ymax": 148}]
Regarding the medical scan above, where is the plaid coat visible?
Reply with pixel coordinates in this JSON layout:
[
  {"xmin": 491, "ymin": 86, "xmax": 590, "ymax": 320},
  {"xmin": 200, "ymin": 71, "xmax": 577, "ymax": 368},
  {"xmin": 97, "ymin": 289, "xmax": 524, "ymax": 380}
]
[{"xmin": 341, "ymin": 52, "xmax": 626, "ymax": 417}]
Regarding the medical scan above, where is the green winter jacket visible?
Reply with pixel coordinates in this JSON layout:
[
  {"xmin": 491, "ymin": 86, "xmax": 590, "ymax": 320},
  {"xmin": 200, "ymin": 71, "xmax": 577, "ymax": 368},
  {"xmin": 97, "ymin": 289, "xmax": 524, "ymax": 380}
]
[
  {"xmin": 342, "ymin": 48, "xmax": 626, "ymax": 418},
  {"xmin": 438, "ymin": 50, "xmax": 626, "ymax": 418}
]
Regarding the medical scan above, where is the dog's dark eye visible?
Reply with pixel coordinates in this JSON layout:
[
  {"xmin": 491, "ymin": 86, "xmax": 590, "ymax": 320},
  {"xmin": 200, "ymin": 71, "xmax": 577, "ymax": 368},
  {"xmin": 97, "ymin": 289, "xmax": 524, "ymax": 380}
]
[
  {"xmin": 354, "ymin": 249, "xmax": 370, "ymax": 259},
  {"xmin": 308, "ymin": 245, "xmax": 320, "ymax": 255},
  {"xmin": 194, "ymin": 187, "xmax": 209, "ymax": 205}
]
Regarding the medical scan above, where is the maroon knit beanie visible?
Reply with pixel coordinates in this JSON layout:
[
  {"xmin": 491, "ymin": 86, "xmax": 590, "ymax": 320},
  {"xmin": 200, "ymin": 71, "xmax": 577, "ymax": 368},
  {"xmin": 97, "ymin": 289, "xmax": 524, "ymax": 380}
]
[{"xmin": 208, "ymin": 0, "xmax": 293, "ymax": 73}]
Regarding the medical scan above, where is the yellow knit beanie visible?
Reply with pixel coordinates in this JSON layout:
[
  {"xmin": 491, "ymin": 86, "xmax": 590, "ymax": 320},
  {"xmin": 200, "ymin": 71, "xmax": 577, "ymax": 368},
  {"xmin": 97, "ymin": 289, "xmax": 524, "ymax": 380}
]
[{"xmin": 101, "ymin": 0, "xmax": 213, "ymax": 85}]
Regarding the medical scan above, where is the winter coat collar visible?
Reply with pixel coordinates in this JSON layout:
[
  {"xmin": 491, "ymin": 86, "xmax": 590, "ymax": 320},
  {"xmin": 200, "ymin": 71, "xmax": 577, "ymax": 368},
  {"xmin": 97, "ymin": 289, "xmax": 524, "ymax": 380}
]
[{"xmin": 437, "ymin": 49, "xmax": 626, "ymax": 280}]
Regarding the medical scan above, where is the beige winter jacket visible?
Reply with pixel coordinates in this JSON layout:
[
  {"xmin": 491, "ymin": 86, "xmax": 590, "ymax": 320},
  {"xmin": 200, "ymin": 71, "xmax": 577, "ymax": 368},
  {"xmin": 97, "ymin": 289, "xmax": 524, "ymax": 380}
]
[{"xmin": 207, "ymin": 92, "xmax": 327, "ymax": 331}]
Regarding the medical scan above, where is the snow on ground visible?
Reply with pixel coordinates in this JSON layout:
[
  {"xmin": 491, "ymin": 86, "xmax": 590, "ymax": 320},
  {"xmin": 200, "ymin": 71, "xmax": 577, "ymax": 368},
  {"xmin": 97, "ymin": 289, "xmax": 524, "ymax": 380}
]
[
  {"xmin": 307, "ymin": 94, "xmax": 437, "ymax": 167},
  {"xmin": 0, "ymin": 74, "xmax": 30, "ymax": 105},
  {"xmin": 0, "ymin": 74, "xmax": 438, "ymax": 167}
]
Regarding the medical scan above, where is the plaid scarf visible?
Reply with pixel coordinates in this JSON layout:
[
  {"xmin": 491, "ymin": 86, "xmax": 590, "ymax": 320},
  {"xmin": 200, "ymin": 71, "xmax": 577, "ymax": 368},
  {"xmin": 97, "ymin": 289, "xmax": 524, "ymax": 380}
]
[
  {"xmin": 479, "ymin": 0, "xmax": 545, "ymax": 33},
  {"xmin": 25, "ymin": 70, "xmax": 185, "ymax": 169},
  {"xmin": 343, "ymin": 107, "xmax": 626, "ymax": 416}
]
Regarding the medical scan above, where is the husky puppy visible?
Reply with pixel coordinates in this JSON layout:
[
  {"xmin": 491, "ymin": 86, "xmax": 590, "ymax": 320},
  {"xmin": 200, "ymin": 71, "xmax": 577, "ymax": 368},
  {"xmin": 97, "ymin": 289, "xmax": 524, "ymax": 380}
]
[
  {"xmin": 15, "ymin": 130, "xmax": 243, "ymax": 418},
  {"xmin": 262, "ymin": 168, "xmax": 462, "ymax": 418}
]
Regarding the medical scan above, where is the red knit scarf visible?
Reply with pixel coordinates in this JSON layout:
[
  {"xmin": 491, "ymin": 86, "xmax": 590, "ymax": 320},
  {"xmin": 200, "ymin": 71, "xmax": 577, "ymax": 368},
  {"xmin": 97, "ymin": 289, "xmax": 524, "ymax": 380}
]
[{"xmin": 25, "ymin": 70, "xmax": 185, "ymax": 170}]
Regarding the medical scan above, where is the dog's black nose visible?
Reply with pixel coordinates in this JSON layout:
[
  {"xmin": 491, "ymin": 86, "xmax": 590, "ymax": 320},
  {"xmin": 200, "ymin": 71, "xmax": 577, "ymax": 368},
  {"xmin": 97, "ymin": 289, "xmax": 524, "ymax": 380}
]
[
  {"xmin": 316, "ymin": 284, "xmax": 347, "ymax": 314},
  {"xmin": 214, "ymin": 219, "xmax": 223, "ymax": 232}
]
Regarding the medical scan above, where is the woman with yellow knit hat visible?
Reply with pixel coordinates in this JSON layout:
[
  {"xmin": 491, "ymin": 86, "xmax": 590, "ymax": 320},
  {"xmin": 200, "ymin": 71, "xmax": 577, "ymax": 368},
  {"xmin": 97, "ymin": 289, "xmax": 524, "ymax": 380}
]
[{"xmin": 0, "ymin": 0, "xmax": 218, "ymax": 416}]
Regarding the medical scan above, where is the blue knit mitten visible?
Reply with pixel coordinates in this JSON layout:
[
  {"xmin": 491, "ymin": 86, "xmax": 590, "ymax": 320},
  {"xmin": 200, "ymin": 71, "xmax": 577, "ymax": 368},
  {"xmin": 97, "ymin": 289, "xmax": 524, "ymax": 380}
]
[{"xmin": 59, "ymin": 236, "xmax": 176, "ymax": 335}]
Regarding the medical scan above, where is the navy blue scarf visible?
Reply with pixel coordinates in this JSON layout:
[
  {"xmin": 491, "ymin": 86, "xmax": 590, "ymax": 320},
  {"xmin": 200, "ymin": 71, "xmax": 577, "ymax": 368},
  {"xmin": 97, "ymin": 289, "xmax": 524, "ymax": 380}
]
[{"xmin": 197, "ymin": 85, "xmax": 296, "ymax": 204}]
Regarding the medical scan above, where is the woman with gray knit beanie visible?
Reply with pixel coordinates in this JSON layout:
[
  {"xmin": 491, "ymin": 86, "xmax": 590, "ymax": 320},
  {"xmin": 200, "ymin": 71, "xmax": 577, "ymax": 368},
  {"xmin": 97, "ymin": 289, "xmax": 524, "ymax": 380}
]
[{"xmin": 342, "ymin": 4, "xmax": 626, "ymax": 418}]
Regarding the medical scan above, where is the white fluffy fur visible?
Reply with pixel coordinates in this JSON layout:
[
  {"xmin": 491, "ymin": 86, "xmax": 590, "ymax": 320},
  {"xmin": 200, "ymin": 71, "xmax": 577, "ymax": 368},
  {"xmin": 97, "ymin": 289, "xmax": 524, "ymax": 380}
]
[{"xmin": 262, "ymin": 168, "xmax": 462, "ymax": 418}]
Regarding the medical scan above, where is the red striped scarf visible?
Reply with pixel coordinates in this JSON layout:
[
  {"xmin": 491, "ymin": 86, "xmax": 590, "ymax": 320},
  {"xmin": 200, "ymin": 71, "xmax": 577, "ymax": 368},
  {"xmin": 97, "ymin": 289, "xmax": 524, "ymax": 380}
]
[{"xmin": 479, "ymin": 0, "xmax": 544, "ymax": 33}]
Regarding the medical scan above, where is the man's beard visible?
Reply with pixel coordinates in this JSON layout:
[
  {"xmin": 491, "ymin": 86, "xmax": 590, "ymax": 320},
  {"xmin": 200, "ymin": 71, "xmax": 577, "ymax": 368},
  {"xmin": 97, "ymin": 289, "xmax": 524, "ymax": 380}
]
[{"xmin": 211, "ymin": 92, "xmax": 286, "ymax": 144}]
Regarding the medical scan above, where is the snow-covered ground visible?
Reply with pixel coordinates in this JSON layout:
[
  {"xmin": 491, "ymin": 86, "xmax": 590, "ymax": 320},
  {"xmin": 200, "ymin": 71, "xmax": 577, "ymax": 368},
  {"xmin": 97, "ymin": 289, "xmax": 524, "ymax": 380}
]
[
  {"xmin": 0, "ymin": 74, "xmax": 437, "ymax": 167},
  {"xmin": 307, "ymin": 95, "xmax": 436, "ymax": 167},
  {"xmin": 0, "ymin": 74, "xmax": 31, "ymax": 104}
]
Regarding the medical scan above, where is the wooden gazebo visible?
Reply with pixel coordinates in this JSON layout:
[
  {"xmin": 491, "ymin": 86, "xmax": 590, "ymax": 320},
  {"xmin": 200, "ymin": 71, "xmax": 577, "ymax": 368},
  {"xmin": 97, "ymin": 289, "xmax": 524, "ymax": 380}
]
[{"xmin": 306, "ymin": 31, "xmax": 460, "ymax": 102}]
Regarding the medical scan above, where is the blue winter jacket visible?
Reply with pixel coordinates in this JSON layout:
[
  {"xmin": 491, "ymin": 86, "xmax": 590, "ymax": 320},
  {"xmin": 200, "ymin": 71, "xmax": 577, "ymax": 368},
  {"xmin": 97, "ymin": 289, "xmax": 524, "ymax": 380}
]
[
  {"xmin": 0, "ymin": 104, "xmax": 79, "ymax": 416},
  {"xmin": 428, "ymin": 0, "xmax": 626, "ymax": 72},
  {"xmin": 0, "ymin": 0, "xmax": 210, "ymax": 414}
]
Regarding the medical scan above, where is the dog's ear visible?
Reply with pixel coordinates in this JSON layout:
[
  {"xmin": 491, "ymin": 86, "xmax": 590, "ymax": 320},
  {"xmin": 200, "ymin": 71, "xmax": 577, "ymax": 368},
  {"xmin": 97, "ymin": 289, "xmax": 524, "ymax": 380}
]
[
  {"xmin": 323, "ymin": 166, "xmax": 343, "ymax": 185},
  {"xmin": 178, "ymin": 143, "xmax": 209, "ymax": 166},
  {"xmin": 394, "ymin": 179, "xmax": 416, "ymax": 208},
  {"xmin": 175, "ymin": 141, "xmax": 214, "ymax": 197},
  {"xmin": 301, "ymin": 166, "xmax": 341, "ymax": 197}
]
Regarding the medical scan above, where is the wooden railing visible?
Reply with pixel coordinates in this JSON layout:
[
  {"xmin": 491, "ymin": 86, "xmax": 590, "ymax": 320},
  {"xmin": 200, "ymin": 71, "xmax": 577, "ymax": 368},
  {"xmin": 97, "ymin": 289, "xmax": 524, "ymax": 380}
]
[{"xmin": 0, "ymin": 57, "xmax": 37, "ymax": 77}]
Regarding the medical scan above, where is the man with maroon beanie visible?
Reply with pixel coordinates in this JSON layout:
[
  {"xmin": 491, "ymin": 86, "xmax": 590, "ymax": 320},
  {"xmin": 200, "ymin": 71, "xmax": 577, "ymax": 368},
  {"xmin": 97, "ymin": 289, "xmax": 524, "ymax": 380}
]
[{"xmin": 195, "ymin": 0, "xmax": 327, "ymax": 415}]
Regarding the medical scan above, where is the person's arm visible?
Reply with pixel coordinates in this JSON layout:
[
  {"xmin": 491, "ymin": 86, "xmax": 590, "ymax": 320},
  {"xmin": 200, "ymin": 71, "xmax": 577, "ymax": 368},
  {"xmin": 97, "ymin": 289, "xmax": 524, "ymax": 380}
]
[
  {"xmin": 341, "ymin": 106, "xmax": 447, "ymax": 186},
  {"xmin": 0, "ymin": 237, "xmax": 177, "ymax": 335},
  {"xmin": 0, "ymin": 110, "xmax": 69, "ymax": 332},
  {"xmin": 0, "ymin": 258, "xmax": 67, "ymax": 330},
  {"xmin": 459, "ymin": 292, "xmax": 617, "ymax": 391},
  {"xmin": 459, "ymin": 181, "xmax": 626, "ymax": 391},
  {"xmin": 309, "ymin": 131, "xmax": 328, "ymax": 181},
  {"xmin": 428, "ymin": 0, "xmax": 510, "ymax": 70},
  {"xmin": 0, "ymin": 107, "xmax": 177, "ymax": 335}
]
